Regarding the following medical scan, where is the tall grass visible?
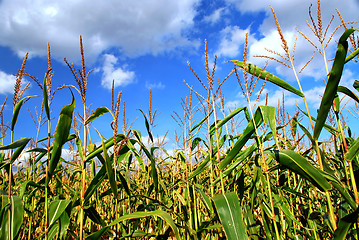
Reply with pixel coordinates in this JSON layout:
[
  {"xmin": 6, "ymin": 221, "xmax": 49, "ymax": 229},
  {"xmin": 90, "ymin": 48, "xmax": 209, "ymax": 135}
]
[{"xmin": 1, "ymin": 1, "xmax": 359, "ymax": 239}]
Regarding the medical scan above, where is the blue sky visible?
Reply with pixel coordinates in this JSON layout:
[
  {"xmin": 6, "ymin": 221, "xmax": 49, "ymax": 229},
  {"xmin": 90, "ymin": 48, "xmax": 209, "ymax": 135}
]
[{"xmin": 0, "ymin": 0, "xmax": 359, "ymax": 150}]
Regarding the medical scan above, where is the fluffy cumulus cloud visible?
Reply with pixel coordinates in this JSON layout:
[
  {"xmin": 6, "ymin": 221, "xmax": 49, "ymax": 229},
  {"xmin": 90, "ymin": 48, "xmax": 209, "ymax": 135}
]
[
  {"xmin": 101, "ymin": 54, "xmax": 135, "ymax": 89},
  {"xmin": 255, "ymin": 86, "xmax": 325, "ymax": 109},
  {"xmin": 0, "ymin": 0, "xmax": 200, "ymax": 62},
  {"xmin": 217, "ymin": 0, "xmax": 359, "ymax": 115},
  {"xmin": 215, "ymin": 26, "xmax": 251, "ymax": 58},
  {"xmin": 221, "ymin": 0, "xmax": 359, "ymax": 80},
  {"xmin": 203, "ymin": 7, "xmax": 226, "ymax": 25},
  {"xmin": 0, "ymin": 70, "xmax": 16, "ymax": 94}
]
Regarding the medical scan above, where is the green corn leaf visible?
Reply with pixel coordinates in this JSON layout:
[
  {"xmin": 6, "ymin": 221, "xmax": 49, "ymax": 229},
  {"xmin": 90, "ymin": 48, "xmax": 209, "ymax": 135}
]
[
  {"xmin": 209, "ymin": 107, "xmax": 245, "ymax": 135},
  {"xmin": 298, "ymin": 122, "xmax": 315, "ymax": 146},
  {"xmin": 345, "ymin": 47, "xmax": 359, "ymax": 63},
  {"xmin": 10, "ymin": 138, "xmax": 30, "ymax": 164},
  {"xmin": 76, "ymin": 136, "xmax": 84, "ymax": 163},
  {"xmin": 84, "ymin": 165, "xmax": 106, "ymax": 205},
  {"xmin": 20, "ymin": 180, "xmax": 44, "ymax": 198},
  {"xmin": 85, "ymin": 106, "xmax": 110, "ymax": 125},
  {"xmin": 133, "ymin": 130, "xmax": 158, "ymax": 191},
  {"xmin": 138, "ymin": 109, "xmax": 154, "ymax": 143},
  {"xmin": 37, "ymin": 134, "xmax": 76, "ymax": 144},
  {"xmin": 194, "ymin": 184, "xmax": 214, "ymax": 214},
  {"xmin": 231, "ymin": 60, "xmax": 304, "ymax": 97},
  {"xmin": 190, "ymin": 154, "xmax": 210, "ymax": 179},
  {"xmin": 46, "ymin": 93, "xmax": 75, "ymax": 185},
  {"xmin": 333, "ymin": 207, "xmax": 359, "ymax": 240},
  {"xmin": 0, "ymin": 195, "xmax": 24, "ymax": 240},
  {"xmin": 334, "ymin": 94, "xmax": 340, "ymax": 113},
  {"xmin": 85, "ymin": 206, "xmax": 106, "ymax": 227},
  {"xmin": 298, "ymin": 107, "xmax": 338, "ymax": 135},
  {"xmin": 337, "ymin": 86, "xmax": 359, "ymax": 104},
  {"xmin": 26, "ymin": 147, "xmax": 47, "ymax": 153},
  {"xmin": 85, "ymin": 134, "xmax": 125, "ymax": 163},
  {"xmin": 50, "ymin": 206, "xmax": 71, "ymax": 240},
  {"xmin": 320, "ymin": 170, "xmax": 356, "ymax": 209},
  {"xmin": 110, "ymin": 211, "xmax": 180, "ymax": 239},
  {"xmin": 117, "ymin": 170, "xmax": 131, "ymax": 197},
  {"xmin": 0, "ymin": 138, "xmax": 31, "ymax": 151},
  {"xmin": 86, "ymin": 227, "xmax": 110, "ymax": 240},
  {"xmin": 259, "ymin": 106, "xmax": 277, "ymax": 146},
  {"xmin": 345, "ymin": 136, "xmax": 359, "ymax": 162},
  {"xmin": 314, "ymin": 29, "xmax": 356, "ymax": 140},
  {"xmin": 220, "ymin": 143, "xmax": 257, "ymax": 180},
  {"xmin": 0, "ymin": 137, "xmax": 30, "ymax": 164},
  {"xmin": 273, "ymin": 193, "xmax": 302, "ymax": 226},
  {"xmin": 291, "ymin": 113, "xmax": 298, "ymax": 137},
  {"xmin": 43, "ymin": 70, "xmax": 51, "ymax": 120},
  {"xmin": 87, "ymin": 210, "xmax": 180, "ymax": 240},
  {"xmin": 99, "ymin": 132, "xmax": 118, "ymax": 199},
  {"xmin": 212, "ymin": 192, "xmax": 249, "ymax": 240},
  {"xmin": 190, "ymin": 135, "xmax": 226, "ymax": 179},
  {"xmin": 126, "ymin": 138, "xmax": 145, "ymax": 171},
  {"xmin": 48, "ymin": 222, "xmax": 59, "ymax": 240},
  {"xmin": 48, "ymin": 199, "xmax": 71, "ymax": 228},
  {"xmin": 220, "ymin": 107, "xmax": 263, "ymax": 170},
  {"xmin": 354, "ymin": 80, "xmax": 359, "ymax": 92},
  {"xmin": 191, "ymin": 137, "xmax": 204, "ymax": 151},
  {"xmin": 11, "ymin": 95, "xmax": 37, "ymax": 131},
  {"xmin": 190, "ymin": 109, "xmax": 213, "ymax": 134},
  {"xmin": 268, "ymin": 150, "xmax": 331, "ymax": 191}
]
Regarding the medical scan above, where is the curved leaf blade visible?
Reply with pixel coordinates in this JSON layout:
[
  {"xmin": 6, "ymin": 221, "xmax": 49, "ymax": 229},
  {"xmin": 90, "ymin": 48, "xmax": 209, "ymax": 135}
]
[
  {"xmin": 220, "ymin": 108, "xmax": 263, "ymax": 170},
  {"xmin": 99, "ymin": 132, "xmax": 118, "ymax": 199},
  {"xmin": 48, "ymin": 199, "xmax": 71, "ymax": 228},
  {"xmin": 334, "ymin": 207, "xmax": 359, "ymax": 240},
  {"xmin": 337, "ymin": 86, "xmax": 359, "ymax": 104},
  {"xmin": 0, "ymin": 195, "xmax": 24, "ymax": 240},
  {"xmin": 10, "ymin": 138, "xmax": 30, "ymax": 164},
  {"xmin": 231, "ymin": 60, "xmax": 304, "ymax": 97},
  {"xmin": 0, "ymin": 138, "xmax": 31, "ymax": 151},
  {"xmin": 268, "ymin": 150, "xmax": 331, "ymax": 191},
  {"xmin": 85, "ymin": 134, "xmax": 125, "ymax": 163},
  {"xmin": 43, "ymin": 70, "xmax": 51, "ymax": 120},
  {"xmin": 87, "ymin": 210, "xmax": 180, "ymax": 240},
  {"xmin": 209, "ymin": 107, "xmax": 245, "ymax": 135},
  {"xmin": 345, "ymin": 136, "xmax": 359, "ymax": 162},
  {"xmin": 212, "ymin": 192, "xmax": 249, "ymax": 240},
  {"xmin": 137, "ymin": 109, "xmax": 153, "ymax": 143},
  {"xmin": 11, "ymin": 96, "xmax": 36, "ymax": 131},
  {"xmin": 259, "ymin": 106, "xmax": 277, "ymax": 145},
  {"xmin": 47, "ymin": 93, "xmax": 75, "ymax": 185},
  {"xmin": 85, "ymin": 106, "xmax": 110, "ymax": 125},
  {"xmin": 314, "ymin": 29, "xmax": 356, "ymax": 140}
]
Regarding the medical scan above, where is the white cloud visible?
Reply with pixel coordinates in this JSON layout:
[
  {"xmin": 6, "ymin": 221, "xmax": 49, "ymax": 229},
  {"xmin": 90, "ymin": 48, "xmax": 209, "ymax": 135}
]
[
  {"xmin": 255, "ymin": 86, "xmax": 325, "ymax": 109},
  {"xmin": 337, "ymin": 69, "xmax": 359, "ymax": 107},
  {"xmin": 215, "ymin": 26, "xmax": 251, "ymax": 58},
  {"xmin": 101, "ymin": 54, "xmax": 135, "ymax": 89},
  {"xmin": 224, "ymin": 0, "xmax": 359, "ymax": 81},
  {"xmin": 225, "ymin": 100, "xmax": 241, "ymax": 111},
  {"xmin": 225, "ymin": 84, "xmax": 326, "ymax": 113},
  {"xmin": 203, "ymin": 7, "xmax": 226, "ymax": 25},
  {"xmin": 0, "ymin": 70, "xmax": 16, "ymax": 94},
  {"xmin": 340, "ymin": 69, "xmax": 356, "ymax": 90},
  {"xmin": 145, "ymin": 81, "xmax": 165, "ymax": 90},
  {"xmin": 0, "ymin": 0, "xmax": 200, "ymax": 62},
  {"xmin": 256, "ymin": 89, "xmax": 295, "ymax": 107}
]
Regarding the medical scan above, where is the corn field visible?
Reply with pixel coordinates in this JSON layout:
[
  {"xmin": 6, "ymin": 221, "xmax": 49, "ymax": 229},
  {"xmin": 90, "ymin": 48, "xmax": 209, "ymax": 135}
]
[{"xmin": 1, "ymin": 1, "xmax": 359, "ymax": 239}]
